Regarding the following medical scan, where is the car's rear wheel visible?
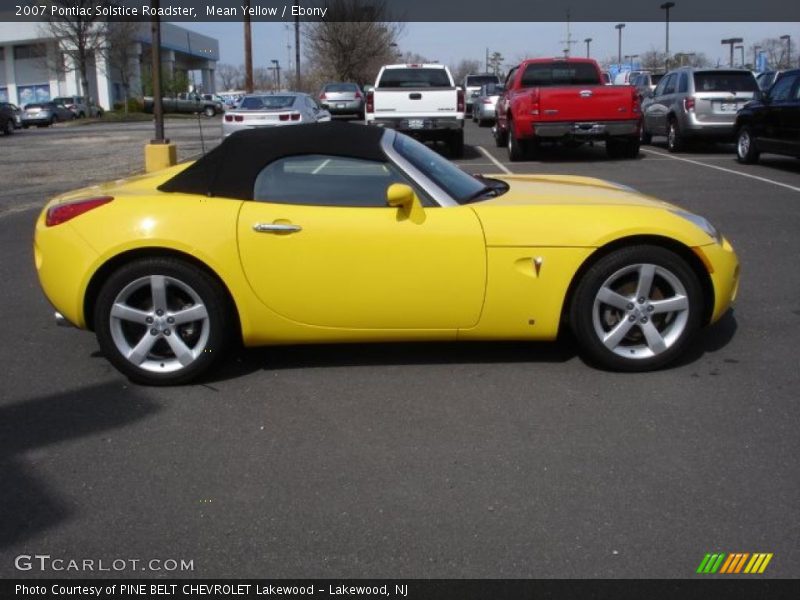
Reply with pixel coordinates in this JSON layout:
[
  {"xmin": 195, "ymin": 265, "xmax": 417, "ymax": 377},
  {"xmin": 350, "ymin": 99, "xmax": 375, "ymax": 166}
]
[
  {"xmin": 736, "ymin": 126, "xmax": 759, "ymax": 164},
  {"xmin": 507, "ymin": 120, "xmax": 526, "ymax": 162},
  {"xmin": 94, "ymin": 257, "xmax": 232, "ymax": 385},
  {"xmin": 2, "ymin": 119, "xmax": 13, "ymax": 135},
  {"xmin": 204, "ymin": 106, "xmax": 216, "ymax": 117},
  {"xmin": 493, "ymin": 123, "xmax": 507, "ymax": 147},
  {"xmin": 640, "ymin": 121, "xmax": 652, "ymax": 145},
  {"xmin": 667, "ymin": 119, "xmax": 684, "ymax": 153},
  {"xmin": 569, "ymin": 245, "xmax": 703, "ymax": 371}
]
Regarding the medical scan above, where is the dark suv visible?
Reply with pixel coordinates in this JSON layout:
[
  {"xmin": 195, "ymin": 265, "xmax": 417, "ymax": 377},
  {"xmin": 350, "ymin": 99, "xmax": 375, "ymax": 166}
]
[{"xmin": 735, "ymin": 69, "xmax": 800, "ymax": 163}]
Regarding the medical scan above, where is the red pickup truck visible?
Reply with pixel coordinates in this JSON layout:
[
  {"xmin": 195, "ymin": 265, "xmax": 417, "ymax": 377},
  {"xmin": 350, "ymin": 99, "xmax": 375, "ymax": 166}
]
[{"xmin": 494, "ymin": 58, "xmax": 642, "ymax": 160}]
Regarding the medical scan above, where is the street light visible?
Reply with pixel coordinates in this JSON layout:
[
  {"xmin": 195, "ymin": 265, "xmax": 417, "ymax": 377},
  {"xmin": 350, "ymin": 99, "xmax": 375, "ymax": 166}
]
[
  {"xmin": 660, "ymin": 2, "xmax": 675, "ymax": 69},
  {"xmin": 271, "ymin": 59, "xmax": 281, "ymax": 90},
  {"xmin": 584, "ymin": 37, "xmax": 592, "ymax": 58},
  {"xmin": 721, "ymin": 37, "xmax": 743, "ymax": 68},
  {"xmin": 735, "ymin": 45, "xmax": 744, "ymax": 67},
  {"xmin": 780, "ymin": 35, "xmax": 791, "ymax": 68},
  {"xmin": 615, "ymin": 23, "xmax": 625, "ymax": 67}
]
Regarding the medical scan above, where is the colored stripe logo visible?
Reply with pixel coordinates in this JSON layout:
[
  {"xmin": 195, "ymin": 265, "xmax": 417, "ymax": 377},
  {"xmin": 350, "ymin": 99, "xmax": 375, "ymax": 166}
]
[{"xmin": 696, "ymin": 553, "xmax": 773, "ymax": 574}]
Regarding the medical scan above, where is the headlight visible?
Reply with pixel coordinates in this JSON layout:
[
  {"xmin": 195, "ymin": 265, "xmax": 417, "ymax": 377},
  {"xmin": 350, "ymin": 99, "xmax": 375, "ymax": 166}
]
[{"xmin": 670, "ymin": 210, "xmax": 722, "ymax": 244}]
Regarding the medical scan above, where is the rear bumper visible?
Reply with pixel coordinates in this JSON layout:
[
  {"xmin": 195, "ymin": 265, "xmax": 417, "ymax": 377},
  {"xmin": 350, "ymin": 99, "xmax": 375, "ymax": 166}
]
[
  {"xmin": 322, "ymin": 100, "xmax": 363, "ymax": 114},
  {"xmin": 368, "ymin": 117, "xmax": 464, "ymax": 136},
  {"xmin": 680, "ymin": 113, "xmax": 737, "ymax": 139},
  {"xmin": 523, "ymin": 119, "xmax": 640, "ymax": 139}
]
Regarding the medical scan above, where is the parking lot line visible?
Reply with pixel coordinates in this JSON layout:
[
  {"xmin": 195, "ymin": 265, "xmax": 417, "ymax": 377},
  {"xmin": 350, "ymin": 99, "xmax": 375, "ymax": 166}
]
[
  {"xmin": 477, "ymin": 146, "xmax": 513, "ymax": 174},
  {"xmin": 641, "ymin": 148, "xmax": 800, "ymax": 194}
]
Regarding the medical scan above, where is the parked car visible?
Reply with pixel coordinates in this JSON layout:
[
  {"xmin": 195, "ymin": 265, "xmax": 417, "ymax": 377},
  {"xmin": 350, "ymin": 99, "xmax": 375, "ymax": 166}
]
[
  {"xmin": 462, "ymin": 73, "xmax": 501, "ymax": 115},
  {"xmin": 640, "ymin": 67, "xmax": 759, "ymax": 151},
  {"xmin": 367, "ymin": 63, "xmax": 465, "ymax": 157},
  {"xmin": 471, "ymin": 83, "xmax": 503, "ymax": 126},
  {"xmin": 21, "ymin": 102, "xmax": 75, "ymax": 127},
  {"xmin": 34, "ymin": 122, "xmax": 738, "ymax": 384},
  {"xmin": 735, "ymin": 68, "xmax": 800, "ymax": 163},
  {"xmin": 756, "ymin": 70, "xmax": 785, "ymax": 92},
  {"xmin": 631, "ymin": 72, "xmax": 664, "ymax": 97},
  {"xmin": 52, "ymin": 95, "xmax": 103, "ymax": 118},
  {"xmin": 222, "ymin": 92, "xmax": 330, "ymax": 136},
  {"xmin": 144, "ymin": 92, "xmax": 222, "ymax": 117},
  {"xmin": 0, "ymin": 102, "xmax": 22, "ymax": 129},
  {"xmin": 0, "ymin": 104, "xmax": 15, "ymax": 135},
  {"xmin": 318, "ymin": 82, "xmax": 364, "ymax": 118},
  {"xmin": 494, "ymin": 58, "xmax": 642, "ymax": 160}
]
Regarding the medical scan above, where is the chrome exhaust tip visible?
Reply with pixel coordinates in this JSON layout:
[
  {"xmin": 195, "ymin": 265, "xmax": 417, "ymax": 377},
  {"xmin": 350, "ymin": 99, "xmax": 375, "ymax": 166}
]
[{"xmin": 54, "ymin": 311, "xmax": 74, "ymax": 327}]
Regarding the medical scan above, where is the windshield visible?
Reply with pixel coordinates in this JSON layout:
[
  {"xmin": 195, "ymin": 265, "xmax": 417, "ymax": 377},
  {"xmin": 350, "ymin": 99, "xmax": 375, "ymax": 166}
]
[
  {"xmin": 239, "ymin": 95, "xmax": 296, "ymax": 110},
  {"xmin": 521, "ymin": 62, "xmax": 601, "ymax": 87},
  {"xmin": 393, "ymin": 133, "xmax": 491, "ymax": 204},
  {"xmin": 466, "ymin": 75, "xmax": 499, "ymax": 87},
  {"xmin": 378, "ymin": 68, "xmax": 451, "ymax": 88},
  {"xmin": 693, "ymin": 71, "xmax": 757, "ymax": 93}
]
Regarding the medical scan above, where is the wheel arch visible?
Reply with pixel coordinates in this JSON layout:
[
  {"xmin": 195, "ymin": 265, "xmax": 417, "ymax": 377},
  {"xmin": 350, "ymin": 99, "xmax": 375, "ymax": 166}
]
[
  {"xmin": 83, "ymin": 247, "xmax": 243, "ymax": 342},
  {"xmin": 560, "ymin": 235, "xmax": 715, "ymax": 331}
]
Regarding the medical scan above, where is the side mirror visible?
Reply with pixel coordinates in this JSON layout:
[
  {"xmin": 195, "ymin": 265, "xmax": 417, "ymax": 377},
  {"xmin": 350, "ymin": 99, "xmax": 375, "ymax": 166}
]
[{"xmin": 386, "ymin": 183, "xmax": 425, "ymax": 222}]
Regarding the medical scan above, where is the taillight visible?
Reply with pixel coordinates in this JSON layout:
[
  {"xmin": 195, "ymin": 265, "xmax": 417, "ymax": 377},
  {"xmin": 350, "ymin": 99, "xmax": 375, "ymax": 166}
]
[
  {"xmin": 366, "ymin": 90, "xmax": 374, "ymax": 114},
  {"xmin": 632, "ymin": 88, "xmax": 641, "ymax": 114},
  {"xmin": 457, "ymin": 88, "xmax": 464, "ymax": 113},
  {"xmin": 355, "ymin": 90, "xmax": 362, "ymax": 99},
  {"xmin": 224, "ymin": 114, "xmax": 233, "ymax": 122},
  {"xmin": 46, "ymin": 196, "xmax": 113, "ymax": 227},
  {"xmin": 234, "ymin": 115, "xmax": 243, "ymax": 122},
  {"xmin": 684, "ymin": 96, "xmax": 695, "ymax": 111},
  {"xmin": 319, "ymin": 92, "xmax": 327, "ymax": 101},
  {"xmin": 290, "ymin": 112, "xmax": 301, "ymax": 121},
  {"xmin": 279, "ymin": 113, "xmax": 289, "ymax": 121},
  {"xmin": 530, "ymin": 89, "xmax": 540, "ymax": 116}
]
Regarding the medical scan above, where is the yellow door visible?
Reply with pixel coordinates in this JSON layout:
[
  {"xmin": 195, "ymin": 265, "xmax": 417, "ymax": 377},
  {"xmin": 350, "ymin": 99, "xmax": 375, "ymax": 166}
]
[{"xmin": 237, "ymin": 200, "xmax": 486, "ymax": 330}]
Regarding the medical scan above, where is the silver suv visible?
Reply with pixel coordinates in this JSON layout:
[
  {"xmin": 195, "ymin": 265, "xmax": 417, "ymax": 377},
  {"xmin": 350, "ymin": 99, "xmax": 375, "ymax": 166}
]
[{"xmin": 641, "ymin": 67, "xmax": 758, "ymax": 151}]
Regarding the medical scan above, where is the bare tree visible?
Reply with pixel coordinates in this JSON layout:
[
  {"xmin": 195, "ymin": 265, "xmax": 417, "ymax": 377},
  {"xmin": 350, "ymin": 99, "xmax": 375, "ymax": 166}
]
[
  {"xmin": 639, "ymin": 49, "xmax": 667, "ymax": 71},
  {"xmin": 451, "ymin": 59, "xmax": 481, "ymax": 84},
  {"xmin": 752, "ymin": 37, "xmax": 792, "ymax": 69},
  {"xmin": 103, "ymin": 21, "xmax": 141, "ymax": 113},
  {"xmin": 303, "ymin": 0, "xmax": 403, "ymax": 87},
  {"xmin": 217, "ymin": 63, "xmax": 244, "ymax": 90},
  {"xmin": 40, "ymin": 1, "xmax": 110, "ymax": 101},
  {"xmin": 488, "ymin": 51, "xmax": 505, "ymax": 76}
]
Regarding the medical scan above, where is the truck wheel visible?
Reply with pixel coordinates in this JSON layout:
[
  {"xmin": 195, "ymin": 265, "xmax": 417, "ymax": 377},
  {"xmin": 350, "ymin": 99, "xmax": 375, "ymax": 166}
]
[
  {"xmin": 736, "ymin": 126, "xmax": 759, "ymax": 164},
  {"xmin": 493, "ymin": 123, "xmax": 507, "ymax": 147},
  {"xmin": 507, "ymin": 122, "xmax": 526, "ymax": 162},
  {"xmin": 204, "ymin": 106, "xmax": 216, "ymax": 117},
  {"xmin": 449, "ymin": 130, "xmax": 465, "ymax": 158}
]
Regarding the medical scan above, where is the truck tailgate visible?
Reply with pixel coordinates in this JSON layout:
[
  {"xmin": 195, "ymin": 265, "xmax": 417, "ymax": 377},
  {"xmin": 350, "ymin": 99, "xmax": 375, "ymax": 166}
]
[
  {"xmin": 374, "ymin": 88, "xmax": 458, "ymax": 117},
  {"xmin": 537, "ymin": 86, "xmax": 635, "ymax": 122}
]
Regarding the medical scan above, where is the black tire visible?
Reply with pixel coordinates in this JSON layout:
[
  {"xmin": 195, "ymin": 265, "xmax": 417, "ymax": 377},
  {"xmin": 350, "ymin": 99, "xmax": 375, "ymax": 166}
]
[
  {"xmin": 666, "ymin": 118, "xmax": 684, "ymax": 153},
  {"xmin": 606, "ymin": 137, "xmax": 640, "ymax": 159},
  {"xmin": 449, "ymin": 130, "xmax": 465, "ymax": 158},
  {"xmin": 640, "ymin": 121, "xmax": 652, "ymax": 145},
  {"xmin": 204, "ymin": 105, "xmax": 216, "ymax": 118},
  {"xmin": 493, "ymin": 123, "xmax": 507, "ymax": 148},
  {"xmin": 736, "ymin": 126, "xmax": 759, "ymax": 164},
  {"xmin": 507, "ymin": 120, "xmax": 526, "ymax": 162},
  {"xmin": 569, "ymin": 245, "xmax": 704, "ymax": 372},
  {"xmin": 94, "ymin": 257, "xmax": 233, "ymax": 385},
  {"xmin": 2, "ymin": 118, "xmax": 13, "ymax": 136}
]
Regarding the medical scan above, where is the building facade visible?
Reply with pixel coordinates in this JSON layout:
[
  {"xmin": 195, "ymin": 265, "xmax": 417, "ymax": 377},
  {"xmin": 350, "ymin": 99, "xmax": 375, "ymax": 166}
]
[{"xmin": 0, "ymin": 21, "xmax": 218, "ymax": 108}]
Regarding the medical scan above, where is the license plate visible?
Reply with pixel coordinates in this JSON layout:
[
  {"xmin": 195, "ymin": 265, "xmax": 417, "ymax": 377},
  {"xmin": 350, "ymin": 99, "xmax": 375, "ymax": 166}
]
[
  {"xmin": 408, "ymin": 119, "xmax": 424, "ymax": 129},
  {"xmin": 720, "ymin": 103, "xmax": 736, "ymax": 112},
  {"xmin": 337, "ymin": 103, "xmax": 345, "ymax": 108}
]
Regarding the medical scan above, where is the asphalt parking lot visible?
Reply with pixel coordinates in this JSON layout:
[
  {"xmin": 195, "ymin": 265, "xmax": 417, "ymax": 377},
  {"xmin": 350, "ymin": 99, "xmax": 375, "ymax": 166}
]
[{"xmin": 1, "ymin": 117, "xmax": 799, "ymax": 579}]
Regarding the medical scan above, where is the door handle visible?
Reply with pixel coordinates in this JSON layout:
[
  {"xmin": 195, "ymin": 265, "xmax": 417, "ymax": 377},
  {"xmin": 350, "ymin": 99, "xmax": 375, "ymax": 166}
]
[{"xmin": 253, "ymin": 222, "xmax": 302, "ymax": 234}]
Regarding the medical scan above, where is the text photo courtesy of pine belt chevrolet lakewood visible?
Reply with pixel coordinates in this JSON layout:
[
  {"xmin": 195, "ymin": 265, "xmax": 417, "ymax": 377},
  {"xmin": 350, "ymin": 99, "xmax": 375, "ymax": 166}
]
[{"xmin": 34, "ymin": 122, "xmax": 739, "ymax": 386}]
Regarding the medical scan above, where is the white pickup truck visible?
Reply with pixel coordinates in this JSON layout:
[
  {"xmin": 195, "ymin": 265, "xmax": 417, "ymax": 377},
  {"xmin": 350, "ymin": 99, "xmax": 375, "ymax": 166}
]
[{"xmin": 365, "ymin": 64, "xmax": 465, "ymax": 157}]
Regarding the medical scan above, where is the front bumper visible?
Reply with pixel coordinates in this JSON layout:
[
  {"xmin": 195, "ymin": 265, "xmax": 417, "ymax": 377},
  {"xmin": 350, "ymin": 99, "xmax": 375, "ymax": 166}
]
[{"xmin": 696, "ymin": 237, "xmax": 740, "ymax": 324}]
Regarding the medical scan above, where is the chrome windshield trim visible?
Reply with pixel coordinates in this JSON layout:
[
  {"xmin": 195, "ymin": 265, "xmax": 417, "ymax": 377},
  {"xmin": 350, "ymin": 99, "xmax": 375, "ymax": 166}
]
[{"xmin": 379, "ymin": 129, "xmax": 459, "ymax": 207}]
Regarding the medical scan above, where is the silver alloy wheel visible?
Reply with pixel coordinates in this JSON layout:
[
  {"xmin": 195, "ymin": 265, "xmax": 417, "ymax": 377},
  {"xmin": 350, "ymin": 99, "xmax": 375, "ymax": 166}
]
[
  {"xmin": 591, "ymin": 263, "xmax": 690, "ymax": 359},
  {"xmin": 668, "ymin": 123, "xmax": 676, "ymax": 149},
  {"xmin": 109, "ymin": 275, "xmax": 210, "ymax": 373},
  {"xmin": 737, "ymin": 130, "xmax": 751, "ymax": 159}
]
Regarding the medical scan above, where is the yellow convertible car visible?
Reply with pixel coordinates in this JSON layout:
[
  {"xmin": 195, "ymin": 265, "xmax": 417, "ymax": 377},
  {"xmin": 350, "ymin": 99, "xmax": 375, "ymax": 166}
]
[{"xmin": 34, "ymin": 122, "xmax": 739, "ymax": 385}]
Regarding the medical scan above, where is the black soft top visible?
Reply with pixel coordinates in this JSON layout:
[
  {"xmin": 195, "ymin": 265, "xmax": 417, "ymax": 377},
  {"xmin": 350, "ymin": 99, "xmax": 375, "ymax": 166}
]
[{"xmin": 158, "ymin": 122, "xmax": 387, "ymax": 200}]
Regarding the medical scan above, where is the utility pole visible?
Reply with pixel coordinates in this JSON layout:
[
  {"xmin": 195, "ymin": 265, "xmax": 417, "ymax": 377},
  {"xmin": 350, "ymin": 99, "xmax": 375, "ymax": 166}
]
[
  {"xmin": 244, "ymin": 0, "xmax": 254, "ymax": 92},
  {"xmin": 560, "ymin": 9, "xmax": 577, "ymax": 58},
  {"xmin": 584, "ymin": 38, "xmax": 592, "ymax": 58},
  {"xmin": 721, "ymin": 37, "xmax": 743, "ymax": 68},
  {"xmin": 150, "ymin": 0, "xmax": 164, "ymax": 143},
  {"xmin": 294, "ymin": 0, "xmax": 301, "ymax": 90},
  {"xmin": 615, "ymin": 24, "xmax": 625, "ymax": 67},
  {"xmin": 660, "ymin": 2, "xmax": 675, "ymax": 70}
]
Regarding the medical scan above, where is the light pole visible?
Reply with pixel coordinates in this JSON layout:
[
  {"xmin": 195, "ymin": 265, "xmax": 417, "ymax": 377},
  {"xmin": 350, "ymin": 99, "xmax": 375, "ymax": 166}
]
[
  {"xmin": 735, "ymin": 45, "xmax": 744, "ymax": 67},
  {"xmin": 584, "ymin": 37, "xmax": 592, "ymax": 58},
  {"xmin": 244, "ymin": 0, "xmax": 253, "ymax": 93},
  {"xmin": 271, "ymin": 59, "xmax": 281, "ymax": 90},
  {"xmin": 660, "ymin": 2, "xmax": 675, "ymax": 70},
  {"xmin": 615, "ymin": 23, "xmax": 625, "ymax": 67},
  {"xmin": 294, "ymin": 0, "xmax": 300, "ymax": 90},
  {"xmin": 780, "ymin": 35, "xmax": 791, "ymax": 68},
  {"xmin": 721, "ymin": 37, "xmax": 743, "ymax": 68}
]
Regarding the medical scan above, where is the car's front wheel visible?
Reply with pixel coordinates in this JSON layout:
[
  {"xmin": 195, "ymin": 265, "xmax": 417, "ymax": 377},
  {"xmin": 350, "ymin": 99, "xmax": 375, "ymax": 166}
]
[
  {"xmin": 736, "ymin": 126, "xmax": 759, "ymax": 164},
  {"xmin": 94, "ymin": 257, "xmax": 232, "ymax": 385},
  {"xmin": 667, "ymin": 119, "xmax": 684, "ymax": 153},
  {"xmin": 569, "ymin": 245, "xmax": 703, "ymax": 371},
  {"xmin": 204, "ymin": 106, "xmax": 216, "ymax": 118}
]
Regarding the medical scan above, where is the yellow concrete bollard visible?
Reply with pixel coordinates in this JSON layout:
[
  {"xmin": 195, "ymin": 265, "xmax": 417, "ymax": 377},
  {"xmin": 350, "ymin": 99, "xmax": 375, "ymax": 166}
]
[{"xmin": 144, "ymin": 142, "xmax": 177, "ymax": 172}]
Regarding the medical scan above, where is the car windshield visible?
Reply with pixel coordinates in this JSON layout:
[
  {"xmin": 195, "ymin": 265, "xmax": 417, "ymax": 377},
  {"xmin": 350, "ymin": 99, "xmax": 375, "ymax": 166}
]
[
  {"xmin": 26, "ymin": 103, "xmax": 46, "ymax": 109},
  {"xmin": 239, "ymin": 96, "xmax": 296, "ymax": 110},
  {"xmin": 521, "ymin": 62, "xmax": 600, "ymax": 87},
  {"xmin": 693, "ymin": 71, "xmax": 757, "ymax": 92},
  {"xmin": 466, "ymin": 75, "xmax": 499, "ymax": 87},
  {"xmin": 393, "ymin": 133, "xmax": 490, "ymax": 204},
  {"xmin": 325, "ymin": 83, "xmax": 358, "ymax": 92},
  {"xmin": 378, "ymin": 68, "xmax": 451, "ymax": 88}
]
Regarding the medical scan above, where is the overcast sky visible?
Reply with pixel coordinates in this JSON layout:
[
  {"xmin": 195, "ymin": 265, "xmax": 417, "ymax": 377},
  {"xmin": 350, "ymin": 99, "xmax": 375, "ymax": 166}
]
[{"xmin": 187, "ymin": 21, "xmax": 797, "ymax": 71}]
